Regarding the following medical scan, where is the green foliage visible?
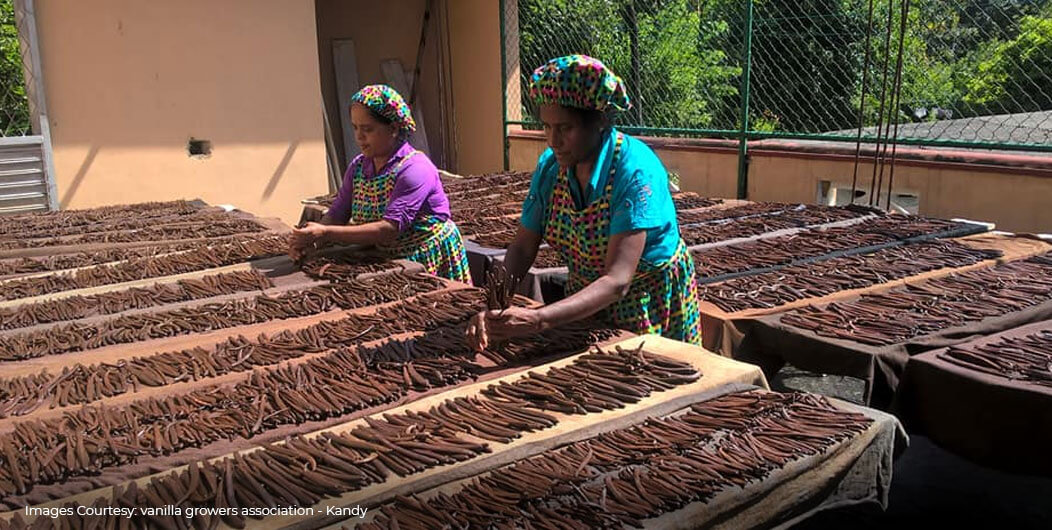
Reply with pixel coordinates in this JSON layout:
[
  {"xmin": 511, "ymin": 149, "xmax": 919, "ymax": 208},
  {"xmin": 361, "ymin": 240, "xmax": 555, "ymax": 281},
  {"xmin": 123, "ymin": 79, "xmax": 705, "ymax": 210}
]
[
  {"xmin": 963, "ymin": 13, "xmax": 1052, "ymax": 111},
  {"xmin": 518, "ymin": 0, "xmax": 742, "ymax": 129},
  {"xmin": 750, "ymin": 109, "xmax": 780, "ymax": 132},
  {"xmin": 750, "ymin": 0, "xmax": 871, "ymax": 132},
  {"xmin": 0, "ymin": 0, "xmax": 31, "ymax": 136}
]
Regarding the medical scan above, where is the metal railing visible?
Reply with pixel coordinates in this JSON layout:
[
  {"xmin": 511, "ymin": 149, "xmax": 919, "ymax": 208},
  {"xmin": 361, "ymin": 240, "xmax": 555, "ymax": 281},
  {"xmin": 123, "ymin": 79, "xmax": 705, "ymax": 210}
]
[{"xmin": 0, "ymin": 0, "xmax": 58, "ymax": 213}]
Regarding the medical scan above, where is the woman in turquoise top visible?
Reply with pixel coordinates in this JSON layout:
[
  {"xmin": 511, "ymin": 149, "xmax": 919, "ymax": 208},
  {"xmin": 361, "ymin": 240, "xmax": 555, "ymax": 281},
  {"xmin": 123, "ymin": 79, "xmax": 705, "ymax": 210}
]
[{"xmin": 467, "ymin": 55, "xmax": 701, "ymax": 349}]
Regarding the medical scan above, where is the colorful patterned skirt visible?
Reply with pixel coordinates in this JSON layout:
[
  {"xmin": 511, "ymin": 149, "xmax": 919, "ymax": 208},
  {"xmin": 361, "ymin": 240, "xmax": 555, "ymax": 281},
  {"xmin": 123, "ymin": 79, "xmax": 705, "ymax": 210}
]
[
  {"xmin": 381, "ymin": 217, "xmax": 472, "ymax": 283},
  {"xmin": 568, "ymin": 239, "xmax": 701, "ymax": 344}
]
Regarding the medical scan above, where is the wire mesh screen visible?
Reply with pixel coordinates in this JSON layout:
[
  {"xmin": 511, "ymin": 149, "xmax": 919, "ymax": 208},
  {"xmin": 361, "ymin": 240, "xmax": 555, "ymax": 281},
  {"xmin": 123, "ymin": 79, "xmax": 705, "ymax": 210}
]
[
  {"xmin": 513, "ymin": 0, "xmax": 747, "ymax": 134},
  {"xmin": 509, "ymin": 0, "xmax": 1052, "ymax": 150},
  {"xmin": 0, "ymin": 0, "xmax": 32, "ymax": 137}
]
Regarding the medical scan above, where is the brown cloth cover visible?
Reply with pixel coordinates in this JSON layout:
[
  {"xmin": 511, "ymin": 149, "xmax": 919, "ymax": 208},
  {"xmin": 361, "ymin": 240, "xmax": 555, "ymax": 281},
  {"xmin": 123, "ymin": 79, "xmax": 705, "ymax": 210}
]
[
  {"xmin": 724, "ymin": 298, "xmax": 1052, "ymax": 409},
  {"xmin": 893, "ymin": 319, "xmax": 1052, "ymax": 476}
]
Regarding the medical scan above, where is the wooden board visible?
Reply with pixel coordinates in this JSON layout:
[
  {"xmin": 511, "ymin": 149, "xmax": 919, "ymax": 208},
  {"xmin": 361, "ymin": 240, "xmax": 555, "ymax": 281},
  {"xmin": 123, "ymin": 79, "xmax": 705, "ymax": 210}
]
[
  {"xmin": 380, "ymin": 59, "xmax": 430, "ymax": 156},
  {"xmin": 0, "ymin": 255, "xmax": 292, "ymax": 309},
  {"xmin": 0, "ymin": 264, "xmax": 439, "ymax": 382},
  {"xmin": 333, "ymin": 39, "xmax": 361, "ymax": 169},
  {"xmin": 0, "ymin": 214, "xmax": 290, "ymax": 260},
  {"xmin": 3, "ymin": 336, "xmax": 768, "ymax": 527}
]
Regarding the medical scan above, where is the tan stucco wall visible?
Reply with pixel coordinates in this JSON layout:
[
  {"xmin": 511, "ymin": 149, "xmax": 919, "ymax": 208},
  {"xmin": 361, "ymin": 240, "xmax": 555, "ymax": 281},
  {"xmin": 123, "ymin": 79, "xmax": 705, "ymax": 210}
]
[
  {"xmin": 748, "ymin": 154, "xmax": 1052, "ymax": 233},
  {"xmin": 508, "ymin": 135, "xmax": 547, "ymax": 172},
  {"xmin": 446, "ymin": 0, "xmax": 504, "ymax": 175},
  {"xmin": 37, "ymin": 0, "xmax": 327, "ymax": 224},
  {"xmin": 509, "ymin": 134, "xmax": 739, "ymax": 198},
  {"xmin": 657, "ymin": 147, "xmax": 739, "ymax": 198},
  {"xmin": 511, "ymin": 134, "xmax": 1051, "ymax": 232}
]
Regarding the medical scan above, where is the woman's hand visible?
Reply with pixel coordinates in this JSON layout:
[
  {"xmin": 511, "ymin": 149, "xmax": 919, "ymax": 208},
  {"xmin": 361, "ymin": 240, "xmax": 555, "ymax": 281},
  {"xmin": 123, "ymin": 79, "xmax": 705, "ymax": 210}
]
[
  {"xmin": 465, "ymin": 307, "xmax": 545, "ymax": 351},
  {"xmin": 465, "ymin": 311, "xmax": 489, "ymax": 352},
  {"xmin": 288, "ymin": 222, "xmax": 328, "ymax": 261}
]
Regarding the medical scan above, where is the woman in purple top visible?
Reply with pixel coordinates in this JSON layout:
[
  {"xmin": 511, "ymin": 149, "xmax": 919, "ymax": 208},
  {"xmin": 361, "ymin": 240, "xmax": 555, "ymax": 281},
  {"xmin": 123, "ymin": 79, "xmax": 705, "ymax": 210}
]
[{"xmin": 289, "ymin": 85, "xmax": 470, "ymax": 282}]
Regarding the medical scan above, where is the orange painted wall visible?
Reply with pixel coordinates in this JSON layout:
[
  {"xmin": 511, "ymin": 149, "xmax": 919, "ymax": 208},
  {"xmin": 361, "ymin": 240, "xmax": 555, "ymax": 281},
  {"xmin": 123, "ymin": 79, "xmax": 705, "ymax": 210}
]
[
  {"xmin": 446, "ymin": 0, "xmax": 504, "ymax": 175},
  {"xmin": 36, "ymin": 0, "xmax": 327, "ymax": 224}
]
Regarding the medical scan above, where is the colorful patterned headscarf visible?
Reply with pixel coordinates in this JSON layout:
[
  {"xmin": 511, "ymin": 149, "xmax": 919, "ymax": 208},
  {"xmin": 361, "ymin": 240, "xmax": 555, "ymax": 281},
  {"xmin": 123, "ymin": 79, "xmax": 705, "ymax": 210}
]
[
  {"xmin": 350, "ymin": 84, "xmax": 417, "ymax": 133},
  {"xmin": 529, "ymin": 55, "xmax": 631, "ymax": 112}
]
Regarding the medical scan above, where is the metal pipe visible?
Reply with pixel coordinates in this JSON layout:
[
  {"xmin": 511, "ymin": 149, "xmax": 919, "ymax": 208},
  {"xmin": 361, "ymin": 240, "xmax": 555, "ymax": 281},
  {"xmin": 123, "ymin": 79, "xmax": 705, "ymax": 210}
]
[
  {"xmin": 851, "ymin": 0, "xmax": 878, "ymax": 204},
  {"xmin": 499, "ymin": 0, "xmax": 510, "ymax": 171},
  {"xmin": 885, "ymin": 0, "xmax": 912, "ymax": 210},
  {"xmin": 736, "ymin": 0, "xmax": 755, "ymax": 200},
  {"xmin": 869, "ymin": 0, "xmax": 897, "ymax": 206}
]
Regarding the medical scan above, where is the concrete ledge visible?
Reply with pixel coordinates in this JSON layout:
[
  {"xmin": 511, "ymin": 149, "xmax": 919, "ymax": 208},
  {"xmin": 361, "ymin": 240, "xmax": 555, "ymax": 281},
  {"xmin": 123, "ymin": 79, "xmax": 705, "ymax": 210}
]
[{"xmin": 508, "ymin": 130, "xmax": 1052, "ymax": 177}]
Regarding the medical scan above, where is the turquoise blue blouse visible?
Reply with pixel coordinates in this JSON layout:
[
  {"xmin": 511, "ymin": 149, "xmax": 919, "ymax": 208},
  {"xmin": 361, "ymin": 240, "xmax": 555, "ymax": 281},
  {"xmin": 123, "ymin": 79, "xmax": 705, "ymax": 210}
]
[{"xmin": 520, "ymin": 128, "xmax": 681, "ymax": 264}]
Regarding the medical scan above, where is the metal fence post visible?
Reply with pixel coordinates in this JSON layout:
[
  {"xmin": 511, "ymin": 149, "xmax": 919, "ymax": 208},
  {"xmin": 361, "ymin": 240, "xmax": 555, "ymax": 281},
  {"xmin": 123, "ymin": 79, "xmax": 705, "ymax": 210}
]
[
  {"xmin": 736, "ymin": 0, "xmax": 754, "ymax": 200},
  {"xmin": 499, "ymin": 0, "xmax": 510, "ymax": 171}
]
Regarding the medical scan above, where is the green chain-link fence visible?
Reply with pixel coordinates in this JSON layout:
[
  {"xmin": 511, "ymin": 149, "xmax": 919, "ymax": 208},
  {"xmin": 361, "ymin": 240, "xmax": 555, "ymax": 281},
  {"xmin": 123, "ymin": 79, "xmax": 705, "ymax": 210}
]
[
  {"xmin": 510, "ymin": 0, "xmax": 748, "ymax": 135},
  {"xmin": 0, "ymin": 0, "xmax": 32, "ymax": 137},
  {"xmin": 504, "ymin": 0, "xmax": 1052, "ymax": 151}
]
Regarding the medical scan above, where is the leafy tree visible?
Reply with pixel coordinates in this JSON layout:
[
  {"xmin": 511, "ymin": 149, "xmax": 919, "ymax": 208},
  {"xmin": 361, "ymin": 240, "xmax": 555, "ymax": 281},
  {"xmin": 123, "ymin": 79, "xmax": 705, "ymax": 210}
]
[
  {"xmin": 856, "ymin": 0, "xmax": 965, "ymax": 126},
  {"xmin": 963, "ymin": 11, "xmax": 1052, "ymax": 112},
  {"xmin": 517, "ymin": 0, "xmax": 741, "ymax": 129},
  {"xmin": 0, "ymin": 0, "xmax": 30, "ymax": 135},
  {"xmin": 0, "ymin": 0, "xmax": 30, "ymax": 136},
  {"xmin": 514, "ymin": 0, "xmax": 1052, "ymax": 138},
  {"xmin": 748, "ymin": 0, "xmax": 871, "ymax": 132}
]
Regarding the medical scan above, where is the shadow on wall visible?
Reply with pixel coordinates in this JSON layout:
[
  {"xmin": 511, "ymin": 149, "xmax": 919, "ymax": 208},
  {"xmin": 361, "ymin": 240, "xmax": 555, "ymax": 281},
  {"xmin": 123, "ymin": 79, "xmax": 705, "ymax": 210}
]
[
  {"xmin": 58, "ymin": 140, "xmax": 308, "ymax": 211},
  {"xmin": 263, "ymin": 140, "xmax": 300, "ymax": 200},
  {"xmin": 60, "ymin": 145, "xmax": 99, "ymax": 209}
]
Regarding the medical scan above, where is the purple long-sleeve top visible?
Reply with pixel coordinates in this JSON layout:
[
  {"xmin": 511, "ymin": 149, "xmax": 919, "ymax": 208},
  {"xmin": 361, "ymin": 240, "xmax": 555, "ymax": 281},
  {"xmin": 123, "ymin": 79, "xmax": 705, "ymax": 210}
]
[{"xmin": 327, "ymin": 142, "xmax": 451, "ymax": 232}]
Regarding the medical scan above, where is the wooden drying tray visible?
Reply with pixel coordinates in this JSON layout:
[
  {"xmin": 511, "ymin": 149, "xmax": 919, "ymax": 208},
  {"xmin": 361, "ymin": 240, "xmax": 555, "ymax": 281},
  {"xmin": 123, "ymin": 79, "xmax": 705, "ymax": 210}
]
[
  {"xmin": 0, "ymin": 213, "xmax": 291, "ymax": 260},
  {"xmin": 0, "ymin": 267, "xmax": 330, "ymax": 343},
  {"xmin": 1, "ymin": 336, "xmax": 768, "ymax": 528},
  {"xmin": 0, "ymin": 286, "xmax": 589, "ymax": 509},
  {"xmin": 0, "ymin": 277, "xmax": 502, "ymax": 505},
  {"xmin": 700, "ymin": 232, "xmax": 1052, "ymax": 355},
  {"xmin": 0, "ymin": 266, "xmax": 448, "ymax": 421},
  {"xmin": 0, "ymin": 223, "xmax": 290, "ymax": 284},
  {"xmin": 335, "ymin": 389, "xmax": 901, "ymax": 530},
  {"xmin": 0, "ymin": 259, "xmax": 436, "ymax": 346},
  {"xmin": 0, "ymin": 256, "xmax": 279, "ymax": 309},
  {"xmin": 686, "ymin": 212, "xmax": 881, "ymax": 254},
  {"xmin": 0, "ymin": 244, "xmax": 427, "ymax": 309}
]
